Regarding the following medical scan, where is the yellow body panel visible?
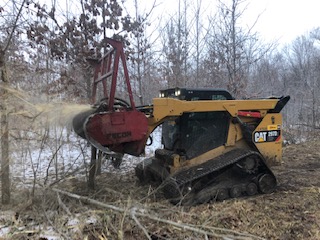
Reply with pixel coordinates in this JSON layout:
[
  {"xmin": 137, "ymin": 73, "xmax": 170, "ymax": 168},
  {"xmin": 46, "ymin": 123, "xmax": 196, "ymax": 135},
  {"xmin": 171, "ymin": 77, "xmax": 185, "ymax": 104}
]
[
  {"xmin": 252, "ymin": 113, "xmax": 283, "ymax": 166},
  {"xmin": 147, "ymin": 97, "xmax": 279, "ymax": 132},
  {"xmin": 151, "ymin": 98, "xmax": 278, "ymax": 122},
  {"xmin": 147, "ymin": 98, "xmax": 284, "ymax": 172}
]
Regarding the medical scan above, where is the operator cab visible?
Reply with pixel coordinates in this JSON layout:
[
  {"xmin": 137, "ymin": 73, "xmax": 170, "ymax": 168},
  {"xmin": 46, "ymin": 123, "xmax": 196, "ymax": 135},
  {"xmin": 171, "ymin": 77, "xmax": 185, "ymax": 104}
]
[{"xmin": 159, "ymin": 88, "xmax": 234, "ymax": 159}]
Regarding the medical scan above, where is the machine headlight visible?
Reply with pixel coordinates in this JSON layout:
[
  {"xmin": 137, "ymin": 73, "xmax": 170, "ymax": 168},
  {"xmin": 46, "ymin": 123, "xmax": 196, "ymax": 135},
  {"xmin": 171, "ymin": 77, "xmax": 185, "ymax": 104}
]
[
  {"xmin": 175, "ymin": 88, "xmax": 181, "ymax": 97},
  {"xmin": 159, "ymin": 91, "xmax": 165, "ymax": 98}
]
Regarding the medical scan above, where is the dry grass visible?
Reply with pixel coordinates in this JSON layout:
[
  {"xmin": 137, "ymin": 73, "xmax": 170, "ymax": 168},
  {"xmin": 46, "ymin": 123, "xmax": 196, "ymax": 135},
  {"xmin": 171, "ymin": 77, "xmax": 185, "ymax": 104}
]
[{"xmin": 1, "ymin": 141, "xmax": 320, "ymax": 239}]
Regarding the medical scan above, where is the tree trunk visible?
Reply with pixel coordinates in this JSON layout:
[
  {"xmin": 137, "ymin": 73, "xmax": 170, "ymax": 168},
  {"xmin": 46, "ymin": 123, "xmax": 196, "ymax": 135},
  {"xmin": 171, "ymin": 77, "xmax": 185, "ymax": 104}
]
[
  {"xmin": 0, "ymin": 48, "xmax": 10, "ymax": 204},
  {"xmin": 88, "ymin": 146, "xmax": 97, "ymax": 189}
]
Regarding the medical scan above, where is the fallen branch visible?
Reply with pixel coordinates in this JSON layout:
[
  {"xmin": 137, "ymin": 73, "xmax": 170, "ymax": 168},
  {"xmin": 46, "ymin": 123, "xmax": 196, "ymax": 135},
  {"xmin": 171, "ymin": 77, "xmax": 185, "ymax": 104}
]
[
  {"xmin": 56, "ymin": 192, "xmax": 72, "ymax": 216},
  {"xmin": 51, "ymin": 188, "xmax": 265, "ymax": 240},
  {"xmin": 130, "ymin": 207, "xmax": 151, "ymax": 240}
]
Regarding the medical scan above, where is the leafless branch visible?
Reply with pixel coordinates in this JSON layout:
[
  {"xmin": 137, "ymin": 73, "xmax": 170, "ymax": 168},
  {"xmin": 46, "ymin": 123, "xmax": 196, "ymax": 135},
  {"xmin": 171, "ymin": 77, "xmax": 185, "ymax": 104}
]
[{"xmin": 4, "ymin": 0, "xmax": 26, "ymax": 52}]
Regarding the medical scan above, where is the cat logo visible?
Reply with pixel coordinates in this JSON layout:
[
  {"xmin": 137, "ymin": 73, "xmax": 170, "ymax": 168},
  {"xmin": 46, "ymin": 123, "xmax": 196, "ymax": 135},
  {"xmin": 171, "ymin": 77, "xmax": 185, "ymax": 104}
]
[
  {"xmin": 254, "ymin": 130, "xmax": 281, "ymax": 143},
  {"xmin": 254, "ymin": 132, "xmax": 267, "ymax": 142}
]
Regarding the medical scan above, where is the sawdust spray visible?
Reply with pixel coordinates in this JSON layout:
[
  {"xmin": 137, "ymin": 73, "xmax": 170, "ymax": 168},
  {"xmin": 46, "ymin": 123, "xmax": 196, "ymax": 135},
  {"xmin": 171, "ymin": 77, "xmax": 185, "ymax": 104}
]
[{"xmin": 0, "ymin": 84, "xmax": 93, "ymax": 131}]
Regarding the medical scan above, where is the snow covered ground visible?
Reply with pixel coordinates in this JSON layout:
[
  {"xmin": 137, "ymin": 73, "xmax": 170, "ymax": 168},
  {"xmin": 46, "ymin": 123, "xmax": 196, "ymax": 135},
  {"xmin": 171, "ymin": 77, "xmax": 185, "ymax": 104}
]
[
  {"xmin": 0, "ymin": 125, "xmax": 163, "ymax": 239},
  {"xmin": 10, "ymin": 125, "xmax": 162, "ymax": 189}
]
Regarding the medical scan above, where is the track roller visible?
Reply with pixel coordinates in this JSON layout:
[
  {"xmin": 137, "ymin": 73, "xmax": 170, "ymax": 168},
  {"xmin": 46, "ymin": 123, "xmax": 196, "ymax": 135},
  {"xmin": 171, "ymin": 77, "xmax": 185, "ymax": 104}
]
[
  {"xmin": 217, "ymin": 188, "xmax": 229, "ymax": 201},
  {"xmin": 246, "ymin": 182, "xmax": 258, "ymax": 196},
  {"xmin": 229, "ymin": 185, "xmax": 242, "ymax": 198},
  {"xmin": 258, "ymin": 173, "xmax": 277, "ymax": 194}
]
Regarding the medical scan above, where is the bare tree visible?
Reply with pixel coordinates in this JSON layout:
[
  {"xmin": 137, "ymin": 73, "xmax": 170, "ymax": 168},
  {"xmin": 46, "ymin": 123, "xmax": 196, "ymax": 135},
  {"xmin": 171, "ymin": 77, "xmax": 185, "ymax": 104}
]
[
  {"xmin": 161, "ymin": 0, "xmax": 189, "ymax": 88},
  {"xmin": 0, "ymin": 45, "xmax": 10, "ymax": 204},
  {"xmin": 127, "ymin": 0, "xmax": 160, "ymax": 105},
  {"xmin": 193, "ymin": 0, "xmax": 203, "ymax": 87},
  {"xmin": 283, "ymin": 31, "xmax": 320, "ymax": 134},
  {"xmin": 0, "ymin": 0, "xmax": 26, "ymax": 204},
  {"xmin": 205, "ymin": 0, "xmax": 273, "ymax": 98}
]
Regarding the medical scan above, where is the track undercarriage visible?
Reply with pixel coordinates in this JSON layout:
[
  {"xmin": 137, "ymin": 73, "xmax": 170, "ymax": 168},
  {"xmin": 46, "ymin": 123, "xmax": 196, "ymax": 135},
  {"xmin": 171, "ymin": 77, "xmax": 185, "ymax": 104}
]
[{"xmin": 135, "ymin": 148, "xmax": 277, "ymax": 205}]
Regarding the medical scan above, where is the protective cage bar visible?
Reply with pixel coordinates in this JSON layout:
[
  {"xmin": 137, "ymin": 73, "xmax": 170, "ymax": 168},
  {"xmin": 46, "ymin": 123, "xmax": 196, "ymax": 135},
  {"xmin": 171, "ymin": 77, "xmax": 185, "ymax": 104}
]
[{"xmin": 90, "ymin": 38, "xmax": 136, "ymax": 111}]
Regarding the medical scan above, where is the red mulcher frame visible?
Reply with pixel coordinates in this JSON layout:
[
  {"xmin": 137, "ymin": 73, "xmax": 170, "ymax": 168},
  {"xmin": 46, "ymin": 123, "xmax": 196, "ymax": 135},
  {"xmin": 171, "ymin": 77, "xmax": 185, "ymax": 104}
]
[{"xmin": 86, "ymin": 38, "xmax": 148, "ymax": 156}]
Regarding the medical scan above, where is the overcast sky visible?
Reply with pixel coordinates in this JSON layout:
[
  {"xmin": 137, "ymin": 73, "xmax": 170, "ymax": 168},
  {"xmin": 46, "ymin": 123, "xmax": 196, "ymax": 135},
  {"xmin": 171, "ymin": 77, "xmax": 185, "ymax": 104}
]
[
  {"xmin": 247, "ymin": 0, "xmax": 320, "ymax": 44},
  {"xmin": 37, "ymin": 0, "xmax": 320, "ymax": 45},
  {"xmin": 141, "ymin": 0, "xmax": 320, "ymax": 45}
]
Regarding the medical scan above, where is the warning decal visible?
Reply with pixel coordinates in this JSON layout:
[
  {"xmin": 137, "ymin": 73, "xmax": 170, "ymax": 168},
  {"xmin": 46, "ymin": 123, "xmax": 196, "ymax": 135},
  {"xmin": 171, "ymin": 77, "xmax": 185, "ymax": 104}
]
[{"xmin": 267, "ymin": 125, "xmax": 280, "ymax": 131}]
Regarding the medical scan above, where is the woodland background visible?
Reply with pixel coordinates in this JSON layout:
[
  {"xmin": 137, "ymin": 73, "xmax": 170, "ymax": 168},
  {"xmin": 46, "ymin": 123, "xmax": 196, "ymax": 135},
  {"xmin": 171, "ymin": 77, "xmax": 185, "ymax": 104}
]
[
  {"xmin": 1, "ymin": 0, "xmax": 319, "ymax": 135},
  {"xmin": 0, "ymin": 0, "xmax": 320, "ymax": 239}
]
